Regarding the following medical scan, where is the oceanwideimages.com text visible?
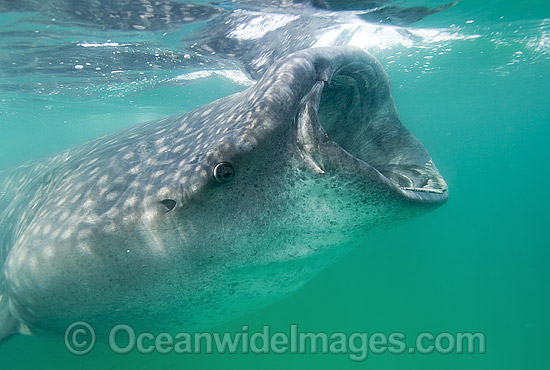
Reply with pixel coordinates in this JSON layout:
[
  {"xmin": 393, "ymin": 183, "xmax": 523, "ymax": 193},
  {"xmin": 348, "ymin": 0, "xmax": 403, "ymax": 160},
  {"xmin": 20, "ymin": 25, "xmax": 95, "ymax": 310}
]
[{"xmin": 65, "ymin": 322, "xmax": 486, "ymax": 360}]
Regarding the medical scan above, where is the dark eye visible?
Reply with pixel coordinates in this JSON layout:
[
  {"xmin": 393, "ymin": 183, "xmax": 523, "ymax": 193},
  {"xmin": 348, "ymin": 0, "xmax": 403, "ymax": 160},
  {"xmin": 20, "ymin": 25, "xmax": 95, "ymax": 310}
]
[
  {"xmin": 160, "ymin": 199, "xmax": 177, "ymax": 212},
  {"xmin": 213, "ymin": 162, "xmax": 235, "ymax": 183}
]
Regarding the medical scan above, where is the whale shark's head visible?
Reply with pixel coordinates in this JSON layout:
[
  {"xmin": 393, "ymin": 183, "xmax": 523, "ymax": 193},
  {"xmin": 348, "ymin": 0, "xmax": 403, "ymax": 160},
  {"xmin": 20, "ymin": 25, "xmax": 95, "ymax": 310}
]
[
  {"xmin": 169, "ymin": 47, "xmax": 448, "ymax": 253},
  {"xmin": 3, "ymin": 47, "xmax": 447, "ymax": 337},
  {"xmin": 250, "ymin": 46, "xmax": 448, "ymax": 204}
]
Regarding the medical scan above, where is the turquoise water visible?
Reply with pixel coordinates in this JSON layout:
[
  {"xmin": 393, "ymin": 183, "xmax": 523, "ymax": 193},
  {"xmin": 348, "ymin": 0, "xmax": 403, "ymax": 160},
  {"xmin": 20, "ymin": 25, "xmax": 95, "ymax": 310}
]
[{"xmin": 1, "ymin": 0, "xmax": 550, "ymax": 368}]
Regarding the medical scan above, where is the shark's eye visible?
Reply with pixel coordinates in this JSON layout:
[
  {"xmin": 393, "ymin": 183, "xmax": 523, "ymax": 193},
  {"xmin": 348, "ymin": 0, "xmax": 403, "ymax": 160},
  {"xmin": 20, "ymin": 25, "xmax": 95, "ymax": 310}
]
[
  {"xmin": 160, "ymin": 199, "xmax": 177, "ymax": 212},
  {"xmin": 213, "ymin": 162, "xmax": 235, "ymax": 183}
]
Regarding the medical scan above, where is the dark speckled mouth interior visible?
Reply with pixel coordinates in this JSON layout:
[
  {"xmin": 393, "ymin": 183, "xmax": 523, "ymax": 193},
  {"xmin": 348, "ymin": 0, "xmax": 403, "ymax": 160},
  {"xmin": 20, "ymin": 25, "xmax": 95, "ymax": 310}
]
[{"xmin": 298, "ymin": 61, "xmax": 448, "ymax": 204}]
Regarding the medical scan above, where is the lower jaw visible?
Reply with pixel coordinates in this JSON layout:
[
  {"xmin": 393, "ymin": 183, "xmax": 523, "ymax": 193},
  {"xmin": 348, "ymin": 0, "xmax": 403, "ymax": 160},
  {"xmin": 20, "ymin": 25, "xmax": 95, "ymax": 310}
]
[{"xmin": 317, "ymin": 140, "xmax": 448, "ymax": 205}]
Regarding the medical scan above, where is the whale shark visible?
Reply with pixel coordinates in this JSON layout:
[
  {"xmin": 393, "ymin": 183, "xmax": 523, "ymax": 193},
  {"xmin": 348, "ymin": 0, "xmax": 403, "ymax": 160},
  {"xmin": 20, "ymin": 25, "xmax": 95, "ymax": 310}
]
[{"xmin": 0, "ymin": 46, "xmax": 447, "ymax": 341}]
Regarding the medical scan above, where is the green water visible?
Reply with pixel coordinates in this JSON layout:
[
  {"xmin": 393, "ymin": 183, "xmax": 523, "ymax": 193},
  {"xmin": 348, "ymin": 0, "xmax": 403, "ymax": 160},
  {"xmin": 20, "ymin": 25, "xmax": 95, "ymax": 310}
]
[{"xmin": 1, "ymin": 0, "xmax": 550, "ymax": 368}]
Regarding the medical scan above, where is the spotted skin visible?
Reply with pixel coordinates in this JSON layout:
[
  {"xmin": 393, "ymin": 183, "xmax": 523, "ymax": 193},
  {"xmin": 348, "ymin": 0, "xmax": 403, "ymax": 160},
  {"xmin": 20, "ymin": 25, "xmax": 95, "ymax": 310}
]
[{"xmin": 0, "ymin": 47, "xmax": 447, "ymax": 339}]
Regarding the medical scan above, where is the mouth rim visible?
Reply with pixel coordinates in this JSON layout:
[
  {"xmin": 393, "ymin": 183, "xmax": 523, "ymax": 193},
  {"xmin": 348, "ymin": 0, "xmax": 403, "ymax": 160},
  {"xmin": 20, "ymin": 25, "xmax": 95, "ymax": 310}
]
[
  {"xmin": 295, "ymin": 67, "xmax": 448, "ymax": 205},
  {"xmin": 318, "ymin": 139, "xmax": 449, "ymax": 204}
]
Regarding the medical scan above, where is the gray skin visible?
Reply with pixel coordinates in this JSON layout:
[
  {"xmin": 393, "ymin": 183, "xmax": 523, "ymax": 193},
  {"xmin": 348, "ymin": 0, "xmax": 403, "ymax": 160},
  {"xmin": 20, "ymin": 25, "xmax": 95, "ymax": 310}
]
[{"xmin": 0, "ymin": 46, "xmax": 447, "ymax": 340}]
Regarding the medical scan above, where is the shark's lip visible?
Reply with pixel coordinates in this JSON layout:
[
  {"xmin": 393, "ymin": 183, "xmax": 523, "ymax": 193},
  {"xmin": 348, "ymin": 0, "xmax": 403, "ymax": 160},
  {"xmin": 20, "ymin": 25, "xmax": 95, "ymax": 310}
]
[
  {"xmin": 315, "ymin": 138, "xmax": 449, "ymax": 204},
  {"xmin": 294, "ymin": 55, "xmax": 448, "ymax": 205}
]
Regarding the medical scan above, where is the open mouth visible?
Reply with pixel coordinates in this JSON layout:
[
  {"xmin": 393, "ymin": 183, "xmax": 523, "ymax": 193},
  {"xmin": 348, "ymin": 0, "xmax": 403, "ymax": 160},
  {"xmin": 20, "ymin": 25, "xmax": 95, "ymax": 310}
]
[{"xmin": 296, "ymin": 58, "xmax": 448, "ymax": 204}]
